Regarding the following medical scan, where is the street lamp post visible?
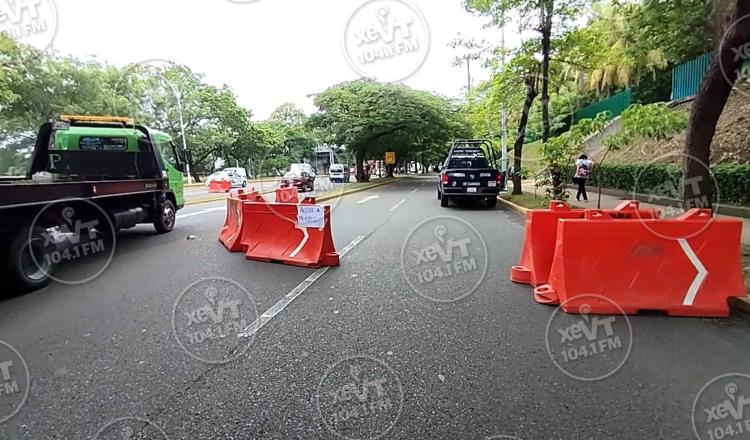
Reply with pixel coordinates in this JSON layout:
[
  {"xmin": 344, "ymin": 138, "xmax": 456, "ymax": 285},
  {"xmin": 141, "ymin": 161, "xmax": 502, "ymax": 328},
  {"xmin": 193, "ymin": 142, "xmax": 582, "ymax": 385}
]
[{"xmin": 159, "ymin": 75, "xmax": 191, "ymax": 185}]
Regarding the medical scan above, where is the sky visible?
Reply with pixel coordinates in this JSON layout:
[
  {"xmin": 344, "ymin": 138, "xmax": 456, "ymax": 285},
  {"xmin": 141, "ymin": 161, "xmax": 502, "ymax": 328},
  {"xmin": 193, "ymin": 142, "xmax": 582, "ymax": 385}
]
[{"xmin": 8, "ymin": 0, "xmax": 523, "ymax": 120}]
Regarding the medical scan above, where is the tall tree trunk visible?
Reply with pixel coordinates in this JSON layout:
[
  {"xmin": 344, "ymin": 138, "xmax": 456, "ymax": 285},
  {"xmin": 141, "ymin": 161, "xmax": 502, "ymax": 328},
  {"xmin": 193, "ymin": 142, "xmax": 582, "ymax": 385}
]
[
  {"xmin": 684, "ymin": 1, "xmax": 750, "ymax": 210},
  {"xmin": 540, "ymin": 0, "xmax": 554, "ymax": 143},
  {"xmin": 713, "ymin": 0, "xmax": 733, "ymax": 48},
  {"xmin": 512, "ymin": 75, "xmax": 539, "ymax": 195},
  {"xmin": 355, "ymin": 147, "xmax": 368, "ymax": 182}
]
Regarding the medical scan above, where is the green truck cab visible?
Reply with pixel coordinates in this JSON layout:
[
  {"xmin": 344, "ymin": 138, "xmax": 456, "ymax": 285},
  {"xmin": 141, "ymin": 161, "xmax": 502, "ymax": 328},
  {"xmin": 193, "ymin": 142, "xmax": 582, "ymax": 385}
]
[{"xmin": 53, "ymin": 124, "xmax": 185, "ymax": 208}]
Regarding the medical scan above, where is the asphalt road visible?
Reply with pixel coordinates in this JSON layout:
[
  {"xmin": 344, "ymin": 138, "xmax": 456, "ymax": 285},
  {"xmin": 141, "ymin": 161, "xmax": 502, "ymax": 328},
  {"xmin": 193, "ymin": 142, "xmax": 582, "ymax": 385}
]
[{"xmin": 1, "ymin": 177, "xmax": 749, "ymax": 439}]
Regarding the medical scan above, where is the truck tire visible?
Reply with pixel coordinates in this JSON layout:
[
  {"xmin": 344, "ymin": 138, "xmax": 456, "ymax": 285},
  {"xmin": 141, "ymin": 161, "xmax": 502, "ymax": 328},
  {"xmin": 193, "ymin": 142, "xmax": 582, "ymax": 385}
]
[
  {"xmin": 437, "ymin": 189, "xmax": 442, "ymax": 200},
  {"xmin": 153, "ymin": 200, "xmax": 176, "ymax": 234},
  {"xmin": 440, "ymin": 195, "xmax": 449, "ymax": 207},
  {"xmin": 7, "ymin": 226, "xmax": 53, "ymax": 292}
]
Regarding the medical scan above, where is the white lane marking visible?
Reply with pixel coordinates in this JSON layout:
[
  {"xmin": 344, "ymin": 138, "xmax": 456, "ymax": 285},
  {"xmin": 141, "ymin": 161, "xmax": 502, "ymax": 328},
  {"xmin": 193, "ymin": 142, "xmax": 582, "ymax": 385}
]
[
  {"xmin": 238, "ymin": 234, "xmax": 366, "ymax": 339},
  {"xmin": 177, "ymin": 207, "xmax": 226, "ymax": 219},
  {"xmin": 411, "ymin": 188, "xmax": 418, "ymax": 193},
  {"xmin": 678, "ymin": 239, "xmax": 708, "ymax": 306},
  {"xmin": 389, "ymin": 199, "xmax": 407, "ymax": 212},
  {"xmin": 356, "ymin": 195, "xmax": 380, "ymax": 204}
]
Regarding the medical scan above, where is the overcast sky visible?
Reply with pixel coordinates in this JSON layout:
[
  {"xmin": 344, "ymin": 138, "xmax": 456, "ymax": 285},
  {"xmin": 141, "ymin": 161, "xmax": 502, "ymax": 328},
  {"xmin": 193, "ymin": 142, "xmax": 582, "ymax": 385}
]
[{"xmin": 30, "ymin": 0, "xmax": 522, "ymax": 120}]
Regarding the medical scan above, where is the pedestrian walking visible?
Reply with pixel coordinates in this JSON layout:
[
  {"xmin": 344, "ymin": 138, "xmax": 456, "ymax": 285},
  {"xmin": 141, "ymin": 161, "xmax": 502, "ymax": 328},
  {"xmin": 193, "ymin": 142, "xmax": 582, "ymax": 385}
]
[{"xmin": 574, "ymin": 154, "xmax": 593, "ymax": 202}]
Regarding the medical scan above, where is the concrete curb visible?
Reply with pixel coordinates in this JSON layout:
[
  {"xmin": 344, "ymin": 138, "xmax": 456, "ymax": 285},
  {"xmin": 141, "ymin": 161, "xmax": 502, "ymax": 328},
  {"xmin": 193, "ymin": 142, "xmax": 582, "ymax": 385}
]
[
  {"xmin": 497, "ymin": 196, "xmax": 529, "ymax": 215},
  {"xmin": 184, "ymin": 178, "xmax": 399, "ymax": 206}
]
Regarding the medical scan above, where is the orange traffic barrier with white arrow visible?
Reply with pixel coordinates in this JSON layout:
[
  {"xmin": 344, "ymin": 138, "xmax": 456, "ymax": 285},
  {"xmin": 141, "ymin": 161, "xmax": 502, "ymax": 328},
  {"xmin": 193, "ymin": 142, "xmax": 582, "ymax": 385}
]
[
  {"xmin": 511, "ymin": 200, "xmax": 660, "ymax": 287},
  {"xmin": 533, "ymin": 209, "xmax": 746, "ymax": 317},
  {"xmin": 218, "ymin": 192, "xmax": 339, "ymax": 268}
]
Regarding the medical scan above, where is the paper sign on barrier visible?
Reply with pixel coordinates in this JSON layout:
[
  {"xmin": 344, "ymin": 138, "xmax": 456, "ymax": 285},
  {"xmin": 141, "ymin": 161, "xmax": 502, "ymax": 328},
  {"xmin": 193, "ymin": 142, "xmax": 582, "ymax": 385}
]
[{"xmin": 298, "ymin": 205, "xmax": 324, "ymax": 228}]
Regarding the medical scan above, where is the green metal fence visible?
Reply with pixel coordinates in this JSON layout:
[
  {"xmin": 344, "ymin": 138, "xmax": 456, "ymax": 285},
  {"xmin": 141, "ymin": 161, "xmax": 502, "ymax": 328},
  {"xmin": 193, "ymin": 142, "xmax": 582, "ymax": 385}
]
[
  {"xmin": 573, "ymin": 88, "xmax": 632, "ymax": 122},
  {"xmin": 671, "ymin": 52, "xmax": 712, "ymax": 101}
]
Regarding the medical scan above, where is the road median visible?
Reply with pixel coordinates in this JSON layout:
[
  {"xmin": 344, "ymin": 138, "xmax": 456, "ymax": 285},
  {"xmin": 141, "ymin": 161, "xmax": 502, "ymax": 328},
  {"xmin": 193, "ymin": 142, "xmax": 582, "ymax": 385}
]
[{"xmin": 185, "ymin": 178, "xmax": 399, "ymax": 206}]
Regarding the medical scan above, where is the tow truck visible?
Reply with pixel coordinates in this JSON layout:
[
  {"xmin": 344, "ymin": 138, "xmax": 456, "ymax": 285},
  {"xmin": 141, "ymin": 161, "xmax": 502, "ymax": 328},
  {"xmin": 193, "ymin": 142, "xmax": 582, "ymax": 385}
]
[
  {"xmin": 438, "ymin": 139, "xmax": 505, "ymax": 208},
  {"xmin": 0, "ymin": 115, "xmax": 187, "ymax": 292}
]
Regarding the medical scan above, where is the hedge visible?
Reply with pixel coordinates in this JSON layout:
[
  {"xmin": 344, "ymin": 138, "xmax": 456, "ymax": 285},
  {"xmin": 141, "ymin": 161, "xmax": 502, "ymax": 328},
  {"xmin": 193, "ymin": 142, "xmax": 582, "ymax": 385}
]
[{"xmin": 559, "ymin": 163, "xmax": 750, "ymax": 206}]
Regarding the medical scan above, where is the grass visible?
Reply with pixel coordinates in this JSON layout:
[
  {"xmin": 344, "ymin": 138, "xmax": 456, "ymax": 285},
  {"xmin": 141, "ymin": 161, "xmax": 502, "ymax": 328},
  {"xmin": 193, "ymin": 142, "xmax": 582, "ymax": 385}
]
[{"xmin": 501, "ymin": 192, "xmax": 552, "ymax": 210}]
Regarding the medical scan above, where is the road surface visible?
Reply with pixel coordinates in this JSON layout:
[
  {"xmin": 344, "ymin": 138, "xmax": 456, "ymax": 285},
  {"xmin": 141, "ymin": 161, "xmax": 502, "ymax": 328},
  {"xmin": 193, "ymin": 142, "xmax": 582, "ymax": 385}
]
[{"xmin": 1, "ymin": 177, "xmax": 749, "ymax": 439}]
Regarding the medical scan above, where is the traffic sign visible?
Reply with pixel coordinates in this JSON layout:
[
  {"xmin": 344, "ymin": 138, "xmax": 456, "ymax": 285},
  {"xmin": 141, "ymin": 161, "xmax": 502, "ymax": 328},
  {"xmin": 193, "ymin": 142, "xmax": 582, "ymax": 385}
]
[{"xmin": 385, "ymin": 152, "xmax": 396, "ymax": 164}]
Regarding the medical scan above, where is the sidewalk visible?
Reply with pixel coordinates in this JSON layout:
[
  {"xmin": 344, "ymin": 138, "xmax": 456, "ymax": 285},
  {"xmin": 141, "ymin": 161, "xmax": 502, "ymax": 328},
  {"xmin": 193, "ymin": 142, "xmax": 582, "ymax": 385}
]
[{"xmin": 520, "ymin": 180, "xmax": 750, "ymax": 246}]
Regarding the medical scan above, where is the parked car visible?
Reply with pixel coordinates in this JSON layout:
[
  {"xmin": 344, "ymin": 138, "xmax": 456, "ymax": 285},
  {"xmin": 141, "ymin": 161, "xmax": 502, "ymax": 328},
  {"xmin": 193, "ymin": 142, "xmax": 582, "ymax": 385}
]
[
  {"xmin": 282, "ymin": 171, "xmax": 315, "ymax": 192},
  {"xmin": 329, "ymin": 164, "xmax": 350, "ymax": 183},
  {"xmin": 207, "ymin": 171, "xmax": 247, "ymax": 188}
]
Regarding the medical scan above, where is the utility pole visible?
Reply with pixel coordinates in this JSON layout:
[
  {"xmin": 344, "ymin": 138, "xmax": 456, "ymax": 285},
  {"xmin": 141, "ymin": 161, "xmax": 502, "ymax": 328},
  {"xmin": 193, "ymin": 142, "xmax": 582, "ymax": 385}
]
[
  {"xmin": 159, "ymin": 76, "xmax": 191, "ymax": 185},
  {"xmin": 466, "ymin": 55, "xmax": 472, "ymax": 94},
  {"xmin": 500, "ymin": 11, "xmax": 509, "ymax": 191}
]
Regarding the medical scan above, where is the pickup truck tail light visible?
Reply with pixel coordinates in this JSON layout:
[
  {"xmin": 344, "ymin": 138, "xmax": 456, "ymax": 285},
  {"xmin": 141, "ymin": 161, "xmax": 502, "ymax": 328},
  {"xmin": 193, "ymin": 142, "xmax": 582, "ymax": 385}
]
[
  {"xmin": 496, "ymin": 173, "xmax": 505, "ymax": 187},
  {"xmin": 440, "ymin": 173, "xmax": 449, "ymax": 184}
]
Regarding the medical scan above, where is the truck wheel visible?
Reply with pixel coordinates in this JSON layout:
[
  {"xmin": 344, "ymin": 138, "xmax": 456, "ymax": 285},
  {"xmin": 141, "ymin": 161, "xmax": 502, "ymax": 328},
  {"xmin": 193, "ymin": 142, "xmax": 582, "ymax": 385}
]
[
  {"xmin": 7, "ymin": 227, "xmax": 53, "ymax": 292},
  {"xmin": 154, "ymin": 200, "xmax": 176, "ymax": 234},
  {"xmin": 440, "ymin": 195, "xmax": 449, "ymax": 207},
  {"xmin": 437, "ymin": 189, "xmax": 442, "ymax": 200},
  {"xmin": 487, "ymin": 197, "xmax": 498, "ymax": 208}
]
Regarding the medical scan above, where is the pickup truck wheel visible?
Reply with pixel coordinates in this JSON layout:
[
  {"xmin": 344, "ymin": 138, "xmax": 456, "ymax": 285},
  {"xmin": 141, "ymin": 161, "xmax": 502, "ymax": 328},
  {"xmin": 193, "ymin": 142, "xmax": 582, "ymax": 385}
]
[
  {"xmin": 440, "ymin": 195, "xmax": 449, "ymax": 207},
  {"xmin": 7, "ymin": 227, "xmax": 53, "ymax": 292},
  {"xmin": 437, "ymin": 189, "xmax": 442, "ymax": 200},
  {"xmin": 487, "ymin": 197, "xmax": 498, "ymax": 208},
  {"xmin": 154, "ymin": 200, "xmax": 176, "ymax": 234}
]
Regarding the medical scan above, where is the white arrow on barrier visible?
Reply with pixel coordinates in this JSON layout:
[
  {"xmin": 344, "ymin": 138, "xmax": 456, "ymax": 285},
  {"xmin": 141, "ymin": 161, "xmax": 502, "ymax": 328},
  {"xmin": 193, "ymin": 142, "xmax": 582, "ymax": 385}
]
[
  {"xmin": 678, "ymin": 239, "xmax": 708, "ymax": 306},
  {"xmin": 289, "ymin": 225, "xmax": 309, "ymax": 258}
]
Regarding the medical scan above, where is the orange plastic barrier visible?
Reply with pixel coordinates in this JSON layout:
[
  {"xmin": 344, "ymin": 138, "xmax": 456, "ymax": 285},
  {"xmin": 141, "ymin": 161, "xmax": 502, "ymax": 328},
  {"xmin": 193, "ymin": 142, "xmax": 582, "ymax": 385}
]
[
  {"xmin": 533, "ymin": 209, "xmax": 746, "ymax": 317},
  {"xmin": 208, "ymin": 180, "xmax": 232, "ymax": 193},
  {"xmin": 511, "ymin": 200, "xmax": 660, "ymax": 287},
  {"xmin": 275, "ymin": 186, "xmax": 299, "ymax": 204},
  {"xmin": 218, "ymin": 195, "xmax": 339, "ymax": 268},
  {"xmin": 219, "ymin": 190, "xmax": 264, "ymax": 252}
]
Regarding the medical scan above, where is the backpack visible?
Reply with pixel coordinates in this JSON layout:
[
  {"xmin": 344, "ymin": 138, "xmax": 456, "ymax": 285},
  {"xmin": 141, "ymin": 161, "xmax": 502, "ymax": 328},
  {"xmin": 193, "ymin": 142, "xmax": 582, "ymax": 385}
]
[{"xmin": 578, "ymin": 162, "xmax": 589, "ymax": 178}]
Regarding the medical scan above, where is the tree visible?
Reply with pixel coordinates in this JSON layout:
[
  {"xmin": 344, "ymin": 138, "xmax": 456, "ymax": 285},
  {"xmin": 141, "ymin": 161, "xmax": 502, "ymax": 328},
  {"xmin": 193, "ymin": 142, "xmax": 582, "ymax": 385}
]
[
  {"xmin": 684, "ymin": 1, "xmax": 750, "ymax": 210},
  {"xmin": 311, "ymin": 81, "xmax": 467, "ymax": 181}
]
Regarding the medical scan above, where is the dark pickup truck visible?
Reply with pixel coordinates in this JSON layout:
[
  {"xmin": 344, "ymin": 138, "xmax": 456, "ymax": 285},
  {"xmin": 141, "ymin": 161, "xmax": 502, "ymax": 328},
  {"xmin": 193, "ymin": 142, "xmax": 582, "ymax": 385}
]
[{"xmin": 437, "ymin": 139, "xmax": 505, "ymax": 208}]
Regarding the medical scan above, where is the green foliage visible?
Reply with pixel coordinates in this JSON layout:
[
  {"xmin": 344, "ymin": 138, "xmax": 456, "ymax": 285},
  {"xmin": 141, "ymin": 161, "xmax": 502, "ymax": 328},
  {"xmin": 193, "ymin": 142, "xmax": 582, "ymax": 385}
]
[
  {"xmin": 566, "ymin": 163, "xmax": 750, "ymax": 207},
  {"xmin": 311, "ymin": 80, "xmax": 469, "ymax": 178},
  {"xmin": 602, "ymin": 103, "xmax": 688, "ymax": 152}
]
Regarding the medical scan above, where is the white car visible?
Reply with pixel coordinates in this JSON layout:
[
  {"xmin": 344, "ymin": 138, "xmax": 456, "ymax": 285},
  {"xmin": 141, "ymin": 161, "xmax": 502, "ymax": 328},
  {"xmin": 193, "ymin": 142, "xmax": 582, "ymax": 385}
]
[
  {"xmin": 329, "ymin": 164, "xmax": 350, "ymax": 183},
  {"xmin": 207, "ymin": 171, "xmax": 247, "ymax": 188}
]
